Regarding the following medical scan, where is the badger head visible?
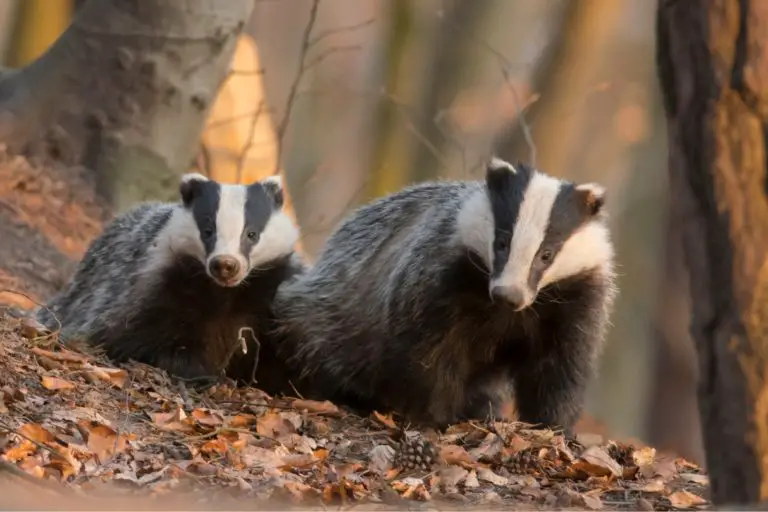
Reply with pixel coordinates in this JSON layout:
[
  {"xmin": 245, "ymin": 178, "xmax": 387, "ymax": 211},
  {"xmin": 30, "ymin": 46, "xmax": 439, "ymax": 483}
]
[
  {"xmin": 178, "ymin": 173, "xmax": 299, "ymax": 287},
  {"xmin": 477, "ymin": 157, "xmax": 614, "ymax": 311}
]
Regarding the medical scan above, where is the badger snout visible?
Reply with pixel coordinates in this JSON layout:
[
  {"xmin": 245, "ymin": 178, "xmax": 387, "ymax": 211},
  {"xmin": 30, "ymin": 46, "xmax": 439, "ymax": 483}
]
[
  {"xmin": 490, "ymin": 284, "xmax": 532, "ymax": 311},
  {"xmin": 208, "ymin": 255, "xmax": 242, "ymax": 286}
]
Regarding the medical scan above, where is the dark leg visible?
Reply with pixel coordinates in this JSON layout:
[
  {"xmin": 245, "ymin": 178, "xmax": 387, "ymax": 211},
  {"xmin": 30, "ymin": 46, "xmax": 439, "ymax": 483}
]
[{"xmin": 512, "ymin": 351, "xmax": 591, "ymax": 437}]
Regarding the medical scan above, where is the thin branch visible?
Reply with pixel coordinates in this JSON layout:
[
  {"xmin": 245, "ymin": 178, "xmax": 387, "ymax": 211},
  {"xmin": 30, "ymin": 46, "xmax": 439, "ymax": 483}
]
[
  {"xmin": 437, "ymin": 12, "xmax": 538, "ymax": 167},
  {"xmin": 235, "ymin": 101, "xmax": 266, "ymax": 183},
  {"xmin": 309, "ymin": 16, "xmax": 376, "ymax": 47},
  {"xmin": 274, "ymin": 0, "xmax": 322, "ymax": 176},
  {"xmin": 303, "ymin": 44, "xmax": 362, "ymax": 72}
]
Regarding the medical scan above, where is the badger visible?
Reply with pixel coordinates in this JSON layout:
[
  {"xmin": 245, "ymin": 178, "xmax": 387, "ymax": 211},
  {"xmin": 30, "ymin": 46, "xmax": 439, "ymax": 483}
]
[
  {"xmin": 272, "ymin": 157, "xmax": 617, "ymax": 434},
  {"xmin": 36, "ymin": 173, "xmax": 305, "ymax": 390}
]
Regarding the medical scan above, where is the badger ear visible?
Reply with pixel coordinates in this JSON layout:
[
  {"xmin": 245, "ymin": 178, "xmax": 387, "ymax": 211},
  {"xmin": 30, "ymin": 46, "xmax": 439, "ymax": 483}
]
[
  {"xmin": 576, "ymin": 182, "xmax": 606, "ymax": 217},
  {"xmin": 260, "ymin": 175, "xmax": 284, "ymax": 209},
  {"xmin": 179, "ymin": 173, "xmax": 209, "ymax": 207}
]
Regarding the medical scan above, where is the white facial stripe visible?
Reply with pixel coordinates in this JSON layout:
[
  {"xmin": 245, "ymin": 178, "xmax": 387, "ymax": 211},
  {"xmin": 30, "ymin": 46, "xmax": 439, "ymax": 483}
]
[
  {"xmin": 248, "ymin": 211, "xmax": 299, "ymax": 269},
  {"xmin": 180, "ymin": 172, "xmax": 209, "ymax": 185},
  {"xmin": 490, "ymin": 172, "xmax": 562, "ymax": 297},
  {"xmin": 142, "ymin": 207, "xmax": 206, "ymax": 276},
  {"xmin": 457, "ymin": 189, "xmax": 494, "ymax": 267},
  {"xmin": 576, "ymin": 182, "xmax": 605, "ymax": 198},
  {"xmin": 489, "ymin": 156, "xmax": 517, "ymax": 173},
  {"xmin": 262, "ymin": 175, "xmax": 283, "ymax": 188},
  {"xmin": 539, "ymin": 221, "xmax": 614, "ymax": 289},
  {"xmin": 208, "ymin": 184, "xmax": 248, "ymax": 273}
]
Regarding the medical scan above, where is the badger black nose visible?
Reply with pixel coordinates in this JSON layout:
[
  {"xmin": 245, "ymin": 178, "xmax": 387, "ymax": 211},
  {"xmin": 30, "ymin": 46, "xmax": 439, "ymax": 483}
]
[
  {"xmin": 209, "ymin": 255, "xmax": 240, "ymax": 282},
  {"xmin": 491, "ymin": 285, "xmax": 527, "ymax": 310}
]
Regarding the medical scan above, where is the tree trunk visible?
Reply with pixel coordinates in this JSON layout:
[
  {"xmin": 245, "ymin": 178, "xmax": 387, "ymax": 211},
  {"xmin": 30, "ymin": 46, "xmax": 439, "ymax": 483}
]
[
  {"xmin": 657, "ymin": 0, "xmax": 768, "ymax": 504},
  {"xmin": 0, "ymin": 0, "xmax": 253, "ymax": 211}
]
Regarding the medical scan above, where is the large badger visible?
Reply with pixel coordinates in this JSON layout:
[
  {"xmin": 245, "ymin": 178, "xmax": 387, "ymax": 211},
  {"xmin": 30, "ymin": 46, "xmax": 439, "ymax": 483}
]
[
  {"xmin": 272, "ymin": 157, "xmax": 617, "ymax": 434},
  {"xmin": 36, "ymin": 173, "xmax": 305, "ymax": 391}
]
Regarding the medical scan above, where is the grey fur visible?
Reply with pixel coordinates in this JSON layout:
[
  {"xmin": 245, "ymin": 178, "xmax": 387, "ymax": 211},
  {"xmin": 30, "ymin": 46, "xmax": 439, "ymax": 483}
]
[
  {"xmin": 273, "ymin": 165, "xmax": 617, "ymax": 433},
  {"xmin": 36, "ymin": 179, "xmax": 304, "ymax": 390}
]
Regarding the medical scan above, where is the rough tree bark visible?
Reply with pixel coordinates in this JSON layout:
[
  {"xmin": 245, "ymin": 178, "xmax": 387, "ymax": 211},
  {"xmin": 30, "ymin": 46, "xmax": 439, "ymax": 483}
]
[
  {"xmin": 0, "ymin": 0, "xmax": 253, "ymax": 211},
  {"xmin": 657, "ymin": 0, "xmax": 768, "ymax": 504}
]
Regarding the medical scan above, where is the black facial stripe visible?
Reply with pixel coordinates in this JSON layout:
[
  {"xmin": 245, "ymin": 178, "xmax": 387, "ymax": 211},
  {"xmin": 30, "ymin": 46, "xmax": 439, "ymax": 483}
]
[
  {"xmin": 189, "ymin": 181, "xmax": 221, "ymax": 256},
  {"xmin": 486, "ymin": 162, "xmax": 533, "ymax": 278},
  {"xmin": 241, "ymin": 183, "xmax": 275, "ymax": 259},
  {"xmin": 527, "ymin": 183, "xmax": 591, "ymax": 288}
]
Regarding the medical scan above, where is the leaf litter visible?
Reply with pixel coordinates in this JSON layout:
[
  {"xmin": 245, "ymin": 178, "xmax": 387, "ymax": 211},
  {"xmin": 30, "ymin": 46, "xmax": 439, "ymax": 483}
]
[{"xmin": 0, "ymin": 312, "xmax": 711, "ymax": 510}]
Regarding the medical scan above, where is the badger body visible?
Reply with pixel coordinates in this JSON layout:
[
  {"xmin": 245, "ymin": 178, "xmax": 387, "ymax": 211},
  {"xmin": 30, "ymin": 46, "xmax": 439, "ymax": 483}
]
[
  {"xmin": 273, "ymin": 158, "xmax": 617, "ymax": 433},
  {"xmin": 37, "ymin": 174, "xmax": 304, "ymax": 391}
]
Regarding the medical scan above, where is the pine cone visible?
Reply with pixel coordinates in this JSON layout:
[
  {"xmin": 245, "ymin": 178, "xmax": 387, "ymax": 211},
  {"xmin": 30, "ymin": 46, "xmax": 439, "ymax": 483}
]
[
  {"xmin": 393, "ymin": 432, "xmax": 437, "ymax": 472},
  {"xmin": 508, "ymin": 447, "xmax": 541, "ymax": 474}
]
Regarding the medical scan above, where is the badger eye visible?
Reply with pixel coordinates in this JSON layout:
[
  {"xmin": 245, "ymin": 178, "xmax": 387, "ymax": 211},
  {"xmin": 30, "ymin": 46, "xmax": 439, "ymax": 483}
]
[
  {"xmin": 540, "ymin": 250, "xmax": 553, "ymax": 263},
  {"xmin": 203, "ymin": 226, "xmax": 214, "ymax": 238},
  {"xmin": 247, "ymin": 231, "xmax": 258, "ymax": 240},
  {"xmin": 494, "ymin": 237, "xmax": 509, "ymax": 253}
]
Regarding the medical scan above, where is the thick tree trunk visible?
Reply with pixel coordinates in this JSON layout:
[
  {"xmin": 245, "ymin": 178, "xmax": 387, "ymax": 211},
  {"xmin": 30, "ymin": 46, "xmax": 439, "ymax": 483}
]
[
  {"xmin": 657, "ymin": 0, "xmax": 768, "ymax": 504},
  {"xmin": 0, "ymin": 0, "xmax": 253, "ymax": 211}
]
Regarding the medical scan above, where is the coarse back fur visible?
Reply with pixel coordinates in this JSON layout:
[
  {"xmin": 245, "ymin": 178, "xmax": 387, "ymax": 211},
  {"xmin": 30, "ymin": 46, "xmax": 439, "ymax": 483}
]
[
  {"xmin": 37, "ymin": 174, "xmax": 305, "ymax": 390},
  {"xmin": 273, "ymin": 157, "xmax": 617, "ymax": 432}
]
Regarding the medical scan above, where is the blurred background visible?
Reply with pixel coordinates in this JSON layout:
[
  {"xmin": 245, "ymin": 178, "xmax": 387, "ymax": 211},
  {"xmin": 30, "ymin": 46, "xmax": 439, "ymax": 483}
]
[{"xmin": 0, "ymin": 0, "xmax": 700, "ymax": 464}]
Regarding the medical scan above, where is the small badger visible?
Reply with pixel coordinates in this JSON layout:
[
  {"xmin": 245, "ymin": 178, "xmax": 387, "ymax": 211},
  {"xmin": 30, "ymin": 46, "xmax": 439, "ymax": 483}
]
[
  {"xmin": 273, "ymin": 157, "xmax": 617, "ymax": 433},
  {"xmin": 37, "ymin": 173, "xmax": 305, "ymax": 389}
]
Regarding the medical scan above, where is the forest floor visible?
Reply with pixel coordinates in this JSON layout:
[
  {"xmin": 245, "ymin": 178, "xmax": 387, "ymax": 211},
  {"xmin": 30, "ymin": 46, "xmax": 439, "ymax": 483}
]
[{"xmin": 0, "ymin": 153, "xmax": 712, "ymax": 510}]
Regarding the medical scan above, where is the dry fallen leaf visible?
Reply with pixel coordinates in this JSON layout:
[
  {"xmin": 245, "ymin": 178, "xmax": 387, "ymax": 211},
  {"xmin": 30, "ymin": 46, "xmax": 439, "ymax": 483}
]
[
  {"xmin": 19, "ymin": 317, "xmax": 49, "ymax": 339},
  {"xmin": 291, "ymin": 399, "xmax": 340, "ymax": 416},
  {"xmin": 41, "ymin": 375, "xmax": 75, "ymax": 391},
  {"xmin": 369, "ymin": 444, "xmax": 395, "ymax": 475},
  {"xmin": 150, "ymin": 407, "xmax": 194, "ymax": 432},
  {"xmin": 84, "ymin": 423, "xmax": 128, "ymax": 462},
  {"xmin": 30, "ymin": 347, "xmax": 88, "ymax": 364},
  {"xmin": 679, "ymin": 473, "xmax": 709, "ymax": 486},
  {"xmin": 84, "ymin": 365, "xmax": 128, "ymax": 388},
  {"xmin": 440, "ymin": 444, "xmax": 477, "ymax": 468},
  {"xmin": 477, "ymin": 467, "xmax": 508, "ymax": 486},
  {"xmin": 668, "ymin": 490, "xmax": 707, "ymax": 509},
  {"xmin": 573, "ymin": 445, "xmax": 622, "ymax": 478},
  {"xmin": 257, "ymin": 411, "xmax": 296, "ymax": 438},
  {"xmin": 372, "ymin": 411, "xmax": 398, "ymax": 429},
  {"xmin": 191, "ymin": 408, "xmax": 225, "ymax": 427},
  {"xmin": 17, "ymin": 422, "xmax": 55, "ymax": 444}
]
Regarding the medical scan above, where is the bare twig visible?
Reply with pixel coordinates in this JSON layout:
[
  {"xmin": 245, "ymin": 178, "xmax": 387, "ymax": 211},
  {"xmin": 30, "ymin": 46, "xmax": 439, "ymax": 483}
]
[
  {"xmin": 274, "ymin": 0, "xmax": 322, "ymax": 176},
  {"xmin": 235, "ymin": 101, "xmax": 266, "ymax": 183},
  {"xmin": 308, "ymin": 16, "xmax": 375, "ymax": 47},
  {"xmin": 437, "ymin": 12, "xmax": 538, "ymax": 167}
]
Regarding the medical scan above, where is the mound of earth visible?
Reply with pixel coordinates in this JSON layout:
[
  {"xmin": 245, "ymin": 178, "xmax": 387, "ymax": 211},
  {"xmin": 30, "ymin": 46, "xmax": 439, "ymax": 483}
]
[{"xmin": 0, "ymin": 313, "xmax": 710, "ymax": 510}]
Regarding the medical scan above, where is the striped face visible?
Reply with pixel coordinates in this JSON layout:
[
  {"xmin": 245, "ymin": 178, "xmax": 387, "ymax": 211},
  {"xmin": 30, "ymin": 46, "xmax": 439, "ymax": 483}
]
[
  {"xmin": 482, "ymin": 158, "xmax": 613, "ymax": 311},
  {"xmin": 179, "ymin": 174, "xmax": 298, "ymax": 287}
]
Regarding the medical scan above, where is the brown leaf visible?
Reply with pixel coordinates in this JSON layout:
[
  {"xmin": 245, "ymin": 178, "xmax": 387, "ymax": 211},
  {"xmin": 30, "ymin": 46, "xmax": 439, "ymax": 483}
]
[
  {"xmin": 150, "ymin": 407, "xmax": 194, "ymax": 432},
  {"xmin": 639, "ymin": 478, "xmax": 666, "ymax": 493},
  {"xmin": 291, "ymin": 399, "xmax": 340, "ymax": 416},
  {"xmin": 20, "ymin": 317, "xmax": 49, "ymax": 339},
  {"xmin": 17, "ymin": 423, "xmax": 55, "ymax": 444},
  {"xmin": 228, "ymin": 413, "xmax": 258, "ymax": 428},
  {"xmin": 679, "ymin": 473, "xmax": 709, "ymax": 486},
  {"xmin": 84, "ymin": 366, "xmax": 128, "ymax": 388},
  {"xmin": 84, "ymin": 424, "xmax": 127, "ymax": 462},
  {"xmin": 191, "ymin": 408, "xmax": 225, "ymax": 427},
  {"xmin": 3, "ymin": 440, "xmax": 36, "ymax": 461},
  {"xmin": 667, "ymin": 490, "xmax": 707, "ymax": 509},
  {"xmin": 41, "ymin": 375, "xmax": 75, "ymax": 391},
  {"xmin": 30, "ymin": 347, "xmax": 88, "ymax": 364},
  {"xmin": 257, "ymin": 411, "xmax": 295, "ymax": 437},
  {"xmin": 280, "ymin": 453, "xmax": 315, "ymax": 470},
  {"xmin": 440, "ymin": 444, "xmax": 477, "ymax": 468},
  {"xmin": 477, "ymin": 467, "xmax": 508, "ymax": 486},
  {"xmin": 372, "ymin": 411, "xmax": 397, "ymax": 429},
  {"xmin": 573, "ymin": 445, "xmax": 622, "ymax": 478}
]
